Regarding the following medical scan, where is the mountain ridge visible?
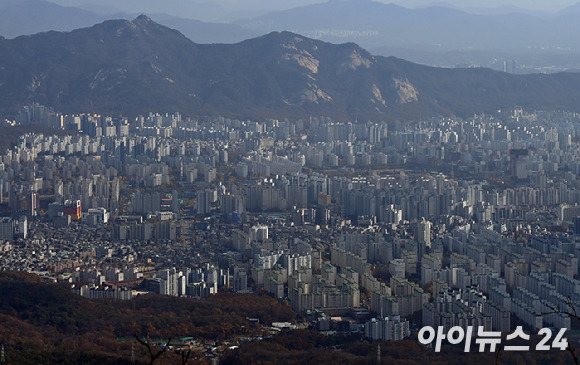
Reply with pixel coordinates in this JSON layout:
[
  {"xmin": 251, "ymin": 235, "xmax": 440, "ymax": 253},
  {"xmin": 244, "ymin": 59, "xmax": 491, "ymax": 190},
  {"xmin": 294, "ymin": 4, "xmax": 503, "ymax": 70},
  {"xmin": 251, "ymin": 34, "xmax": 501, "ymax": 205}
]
[
  {"xmin": 4, "ymin": 1, "xmax": 580, "ymax": 72},
  {"xmin": 2, "ymin": 16, "xmax": 580, "ymax": 121}
]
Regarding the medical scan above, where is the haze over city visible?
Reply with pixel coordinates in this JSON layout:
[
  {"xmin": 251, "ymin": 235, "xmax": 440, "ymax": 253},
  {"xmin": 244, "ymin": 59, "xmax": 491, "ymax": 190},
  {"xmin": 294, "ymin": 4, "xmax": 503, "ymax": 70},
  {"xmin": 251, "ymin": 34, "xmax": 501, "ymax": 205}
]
[{"xmin": 1, "ymin": 0, "xmax": 580, "ymax": 364}]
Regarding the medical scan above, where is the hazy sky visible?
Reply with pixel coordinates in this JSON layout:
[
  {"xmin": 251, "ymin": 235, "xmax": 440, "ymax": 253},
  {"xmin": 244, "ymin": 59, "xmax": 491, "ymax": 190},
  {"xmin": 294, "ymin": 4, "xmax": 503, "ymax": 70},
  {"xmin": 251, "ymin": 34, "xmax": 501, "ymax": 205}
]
[
  {"xmin": 391, "ymin": 0, "xmax": 579, "ymax": 11},
  {"xmin": 45, "ymin": 0, "xmax": 580, "ymax": 19}
]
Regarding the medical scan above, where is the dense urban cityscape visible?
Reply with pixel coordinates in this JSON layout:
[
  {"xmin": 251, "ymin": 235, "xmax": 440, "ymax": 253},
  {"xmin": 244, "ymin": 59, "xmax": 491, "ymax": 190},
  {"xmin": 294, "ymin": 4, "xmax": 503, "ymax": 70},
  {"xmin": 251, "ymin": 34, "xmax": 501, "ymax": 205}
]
[
  {"xmin": 4, "ymin": 0, "xmax": 580, "ymax": 363},
  {"xmin": 1, "ymin": 104, "xmax": 580, "ymax": 360}
]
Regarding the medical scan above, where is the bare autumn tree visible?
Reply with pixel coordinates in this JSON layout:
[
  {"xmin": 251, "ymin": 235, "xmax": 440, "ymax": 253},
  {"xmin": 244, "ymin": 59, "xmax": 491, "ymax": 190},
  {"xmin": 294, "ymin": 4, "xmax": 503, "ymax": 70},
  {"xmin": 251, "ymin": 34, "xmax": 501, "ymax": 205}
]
[
  {"xmin": 492, "ymin": 297, "xmax": 578, "ymax": 365},
  {"xmin": 543, "ymin": 296, "xmax": 579, "ymax": 365},
  {"xmin": 135, "ymin": 334, "xmax": 172, "ymax": 365},
  {"xmin": 181, "ymin": 349, "xmax": 191, "ymax": 365}
]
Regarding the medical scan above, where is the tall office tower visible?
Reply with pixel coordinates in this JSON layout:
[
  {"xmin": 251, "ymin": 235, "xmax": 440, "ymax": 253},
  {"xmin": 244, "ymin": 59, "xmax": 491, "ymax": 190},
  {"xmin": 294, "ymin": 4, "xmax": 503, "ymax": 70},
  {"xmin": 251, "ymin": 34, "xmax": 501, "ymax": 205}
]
[
  {"xmin": 29, "ymin": 191, "xmax": 38, "ymax": 218},
  {"xmin": 510, "ymin": 149, "xmax": 529, "ymax": 183},
  {"xmin": 0, "ymin": 217, "xmax": 14, "ymax": 241},
  {"xmin": 17, "ymin": 216, "xmax": 27, "ymax": 239},
  {"xmin": 196, "ymin": 189, "xmax": 211, "ymax": 216},
  {"xmin": 416, "ymin": 218, "xmax": 432, "ymax": 261}
]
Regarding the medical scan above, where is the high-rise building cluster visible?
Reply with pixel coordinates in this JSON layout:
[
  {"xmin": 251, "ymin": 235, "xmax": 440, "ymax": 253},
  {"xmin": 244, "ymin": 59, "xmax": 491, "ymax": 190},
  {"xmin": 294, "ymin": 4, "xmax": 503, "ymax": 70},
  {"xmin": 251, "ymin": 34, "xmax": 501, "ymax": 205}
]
[{"xmin": 2, "ymin": 105, "xmax": 580, "ymax": 338}]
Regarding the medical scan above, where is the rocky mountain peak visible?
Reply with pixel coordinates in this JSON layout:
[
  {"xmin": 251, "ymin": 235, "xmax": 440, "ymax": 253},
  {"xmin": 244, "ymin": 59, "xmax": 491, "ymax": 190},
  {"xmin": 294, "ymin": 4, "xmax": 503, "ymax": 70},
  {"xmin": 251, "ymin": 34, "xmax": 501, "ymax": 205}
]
[{"xmin": 1, "ymin": 17, "xmax": 580, "ymax": 121}]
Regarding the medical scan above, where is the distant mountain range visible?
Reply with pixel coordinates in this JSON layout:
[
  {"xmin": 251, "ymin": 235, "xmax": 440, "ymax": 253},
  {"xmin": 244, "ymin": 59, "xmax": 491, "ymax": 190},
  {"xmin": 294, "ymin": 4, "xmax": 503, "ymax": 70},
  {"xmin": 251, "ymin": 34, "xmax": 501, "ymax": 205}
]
[
  {"xmin": 3, "ymin": 0, "xmax": 580, "ymax": 72},
  {"xmin": 235, "ymin": 0, "xmax": 580, "ymax": 51},
  {"xmin": 0, "ymin": 0, "xmax": 259, "ymax": 43},
  {"xmin": 1, "ymin": 16, "xmax": 580, "ymax": 121},
  {"xmin": 0, "ymin": 0, "xmax": 109, "ymax": 38},
  {"xmin": 6, "ymin": 0, "xmax": 580, "ymax": 51}
]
